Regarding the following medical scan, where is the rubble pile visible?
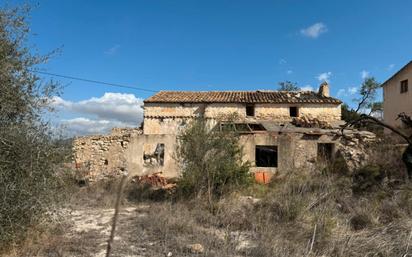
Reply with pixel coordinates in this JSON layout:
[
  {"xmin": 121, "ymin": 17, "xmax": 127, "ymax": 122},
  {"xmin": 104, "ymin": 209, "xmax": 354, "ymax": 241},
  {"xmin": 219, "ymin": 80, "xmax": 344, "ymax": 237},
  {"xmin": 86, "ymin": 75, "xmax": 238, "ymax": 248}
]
[
  {"xmin": 131, "ymin": 172, "xmax": 176, "ymax": 190},
  {"xmin": 335, "ymin": 130, "xmax": 377, "ymax": 172},
  {"xmin": 292, "ymin": 116, "xmax": 333, "ymax": 129}
]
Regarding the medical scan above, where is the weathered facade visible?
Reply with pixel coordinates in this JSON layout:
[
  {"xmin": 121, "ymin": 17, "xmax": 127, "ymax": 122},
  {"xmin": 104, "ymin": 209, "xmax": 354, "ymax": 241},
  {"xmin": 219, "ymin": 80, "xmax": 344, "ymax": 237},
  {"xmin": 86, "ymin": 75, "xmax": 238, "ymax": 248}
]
[
  {"xmin": 73, "ymin": 83, "xmax": 375, "ymax": 181},
  {"xmin": 73, "ymin": 128, "xmax": 142, "ymax": 180},
  {"xmin": 382, "ymin": 61, "xmax": 412, "ymax": 130},
  {"xmin": 142, "ymin": 86, "xmax": 342, "ymax": 136}
]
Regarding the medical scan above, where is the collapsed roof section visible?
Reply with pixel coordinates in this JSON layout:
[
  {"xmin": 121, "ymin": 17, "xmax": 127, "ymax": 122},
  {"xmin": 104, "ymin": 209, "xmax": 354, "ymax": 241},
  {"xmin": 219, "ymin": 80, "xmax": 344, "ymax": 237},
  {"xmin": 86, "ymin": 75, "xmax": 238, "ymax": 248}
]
[{"xmin": 216, "ymin": 120, "xmax": 370, "ymax": 138}]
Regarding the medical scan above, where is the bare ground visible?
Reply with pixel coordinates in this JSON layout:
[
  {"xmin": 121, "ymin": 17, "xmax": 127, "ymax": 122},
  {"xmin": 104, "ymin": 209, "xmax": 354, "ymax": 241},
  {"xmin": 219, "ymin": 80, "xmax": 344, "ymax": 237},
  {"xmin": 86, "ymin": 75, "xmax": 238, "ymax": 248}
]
[
  {"xmin": 60, "ymin": 204, "xmax": 151, "ymax": 257},
  {"xmin": 48, "ymin": 200, "xmax": 258, "ymax": 257}
]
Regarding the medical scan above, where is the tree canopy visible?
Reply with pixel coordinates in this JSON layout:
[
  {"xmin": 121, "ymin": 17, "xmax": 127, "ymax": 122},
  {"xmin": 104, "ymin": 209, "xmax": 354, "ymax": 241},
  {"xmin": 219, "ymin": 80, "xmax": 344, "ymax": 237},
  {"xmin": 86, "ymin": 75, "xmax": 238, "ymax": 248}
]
[
  {"xmin": 354, "ymin": 77, "xmax": 381, "ymax": 113},
  {"xmin": 278, "ymin": 81, "xmax": 300, "ymax": 91},
  {"xmin": 0, "ymin": 5, "xmax": 64, "ymax": 248}
]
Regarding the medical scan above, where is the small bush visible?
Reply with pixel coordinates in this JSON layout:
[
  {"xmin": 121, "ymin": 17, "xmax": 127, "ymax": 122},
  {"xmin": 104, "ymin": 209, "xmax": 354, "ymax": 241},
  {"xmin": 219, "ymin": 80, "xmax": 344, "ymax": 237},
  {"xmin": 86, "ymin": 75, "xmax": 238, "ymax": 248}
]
[
  {"xmin": 349, "ymin": 213, "xmax": 373, "ymax": 231},
  {"xmin": 175, "ymin": 118, "xmax": 252, "ymax": 206},
  {"xmin": 352, "ymin": 164, "xmax": 385, "ymax": 194}
]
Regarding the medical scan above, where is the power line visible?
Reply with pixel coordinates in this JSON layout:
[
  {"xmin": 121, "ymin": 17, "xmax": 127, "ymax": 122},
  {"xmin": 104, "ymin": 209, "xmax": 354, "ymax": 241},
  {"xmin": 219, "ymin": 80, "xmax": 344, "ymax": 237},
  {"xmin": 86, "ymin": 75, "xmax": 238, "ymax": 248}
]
[{"xmin": 32, "ymin": 70, "xmax": 158, "ymax": 93}]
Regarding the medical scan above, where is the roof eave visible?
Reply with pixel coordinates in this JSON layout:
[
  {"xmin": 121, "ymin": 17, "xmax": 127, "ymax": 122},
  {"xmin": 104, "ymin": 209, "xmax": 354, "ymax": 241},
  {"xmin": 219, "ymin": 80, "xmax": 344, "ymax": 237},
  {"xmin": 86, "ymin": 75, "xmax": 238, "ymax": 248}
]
[{"xmin": 381, "ymin": 60, "xmax": 412, "ymax": 87}]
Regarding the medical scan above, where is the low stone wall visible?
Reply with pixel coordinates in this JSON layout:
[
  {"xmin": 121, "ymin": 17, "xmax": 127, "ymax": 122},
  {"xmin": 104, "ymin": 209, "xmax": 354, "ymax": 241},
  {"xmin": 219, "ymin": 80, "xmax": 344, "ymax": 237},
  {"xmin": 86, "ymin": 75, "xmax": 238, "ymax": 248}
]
[{"xmin": 73, "ymin": 128, "xmax": 143, "ymax": 180}]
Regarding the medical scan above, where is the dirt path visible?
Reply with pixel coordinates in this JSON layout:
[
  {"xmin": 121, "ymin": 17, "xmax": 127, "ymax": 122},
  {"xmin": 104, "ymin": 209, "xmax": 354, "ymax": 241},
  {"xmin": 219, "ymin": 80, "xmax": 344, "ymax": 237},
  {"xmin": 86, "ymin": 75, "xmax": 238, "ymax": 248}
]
[
  {"xmin": 57, "ymin": 200, "xmax": 257, "ymax": 257},
  {"xmin": 63, "ymin": 204, "xmax": 150, "ymax": 257}
]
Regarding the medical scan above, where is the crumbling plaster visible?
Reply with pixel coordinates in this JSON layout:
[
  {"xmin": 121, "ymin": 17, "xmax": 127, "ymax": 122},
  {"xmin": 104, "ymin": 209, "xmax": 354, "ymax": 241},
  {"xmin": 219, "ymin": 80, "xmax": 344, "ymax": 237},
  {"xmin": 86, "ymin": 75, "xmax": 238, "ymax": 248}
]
[{"xmin": 125, "ymin": 133, "xmax": 180, "ymax": 178}]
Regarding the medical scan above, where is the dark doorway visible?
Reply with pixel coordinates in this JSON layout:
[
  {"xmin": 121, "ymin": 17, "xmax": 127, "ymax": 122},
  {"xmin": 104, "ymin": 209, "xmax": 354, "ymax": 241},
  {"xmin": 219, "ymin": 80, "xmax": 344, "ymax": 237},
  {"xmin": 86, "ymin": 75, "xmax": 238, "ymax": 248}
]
[
  {"xmin": 255, "ymin": 145, "xmax": 278, "ymax": 167},
  {"xmin": 317, "ymin": 143, "xmax": 334, "ymax": 162}
]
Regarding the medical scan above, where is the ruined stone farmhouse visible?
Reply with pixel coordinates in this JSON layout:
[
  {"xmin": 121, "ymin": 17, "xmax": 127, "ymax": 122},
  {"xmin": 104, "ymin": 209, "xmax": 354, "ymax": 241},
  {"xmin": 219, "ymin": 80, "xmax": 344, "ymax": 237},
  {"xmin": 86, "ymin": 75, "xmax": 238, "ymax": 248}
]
[{"xmin": 73, "ymin": 82, "xmax": 375, "ymax": 181}]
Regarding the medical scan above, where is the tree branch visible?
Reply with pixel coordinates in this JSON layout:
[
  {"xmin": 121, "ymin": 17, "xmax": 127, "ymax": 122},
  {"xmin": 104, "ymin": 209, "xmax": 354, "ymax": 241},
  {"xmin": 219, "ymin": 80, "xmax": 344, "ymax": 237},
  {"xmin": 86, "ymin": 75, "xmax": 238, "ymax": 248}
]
[{"xmin": 341, "ymin": 114, "xmax": 411, "ymax": 144}]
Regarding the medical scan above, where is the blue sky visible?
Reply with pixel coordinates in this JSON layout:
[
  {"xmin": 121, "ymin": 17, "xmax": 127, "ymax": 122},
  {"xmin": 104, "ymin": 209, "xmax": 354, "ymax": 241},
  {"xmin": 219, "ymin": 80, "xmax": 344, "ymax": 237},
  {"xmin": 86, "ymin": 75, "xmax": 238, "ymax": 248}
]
[{"xmin": 8, "ymin": 0, "xmax": 412, "ymax": 135}]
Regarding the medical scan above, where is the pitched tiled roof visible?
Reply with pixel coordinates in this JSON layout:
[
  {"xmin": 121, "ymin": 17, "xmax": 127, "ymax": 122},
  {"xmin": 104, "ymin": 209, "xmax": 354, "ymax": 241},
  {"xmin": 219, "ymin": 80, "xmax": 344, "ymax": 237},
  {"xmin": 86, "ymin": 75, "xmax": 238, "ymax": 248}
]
[
  {"xmin": 144, "ymin": 91, "xmax": 342, "ymax": 104},
  {"xmin": 381, "ymin": 60, "xmax": 412, "ymax": 87}
]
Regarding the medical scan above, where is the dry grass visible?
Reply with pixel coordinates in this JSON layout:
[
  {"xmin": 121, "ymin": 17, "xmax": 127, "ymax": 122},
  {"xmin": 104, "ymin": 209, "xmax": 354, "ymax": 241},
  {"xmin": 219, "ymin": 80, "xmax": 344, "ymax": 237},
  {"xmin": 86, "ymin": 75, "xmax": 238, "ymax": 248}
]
[
  {"xmin": 3, "ymin": 145, "xmax": 412, "ymax": 257},
  {"xmin": 127, "ymin": 171, "xmax": 412, "ymax": 257}
]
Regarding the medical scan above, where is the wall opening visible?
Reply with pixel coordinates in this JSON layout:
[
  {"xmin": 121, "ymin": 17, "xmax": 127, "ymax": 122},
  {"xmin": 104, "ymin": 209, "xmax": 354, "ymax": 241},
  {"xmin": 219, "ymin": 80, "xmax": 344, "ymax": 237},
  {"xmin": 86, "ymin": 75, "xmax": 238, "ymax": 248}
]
[
  {"xmin": 143, "ymin": 143, "xmax": 165, "ymax": 166},
  {"xmin": 255, "ymin": 145, "xmax": 278, "ymax": 167},
  {"xmin": 104, "ymin": 159, "xmax": 109, "ymax": 165},
  {"xmin": 289, "ymin": 107, "xmax": 299, "ymax": 117},
  {"xmin": 248, "ymin": 123, "xmax": 266, "ymax": 131},
  {"xmin": 246, "ymin": 105, "xmax": 255, "ymax": 117},
  {"xmin": 401, "ymin": 79, "xmax": 409, "ymax": 94},
  {"xmin": 155, "ymin": 143, "xmax": 165, "ymax": 166},
  {"xmin": 317, "ymin": 143, "xmax": 334, "ymax": 163},
  {"xmin": 235, "ymin": 123, "xmax": 250, "ymax": 132}
]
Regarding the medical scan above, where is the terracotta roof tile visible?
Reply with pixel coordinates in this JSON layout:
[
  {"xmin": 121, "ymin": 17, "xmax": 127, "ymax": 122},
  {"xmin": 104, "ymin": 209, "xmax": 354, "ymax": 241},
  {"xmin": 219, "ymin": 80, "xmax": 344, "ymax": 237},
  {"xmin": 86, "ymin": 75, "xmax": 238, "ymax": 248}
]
[{"xmin": 144, "ymin": 91, "xmax": 342, "ymax": 104}]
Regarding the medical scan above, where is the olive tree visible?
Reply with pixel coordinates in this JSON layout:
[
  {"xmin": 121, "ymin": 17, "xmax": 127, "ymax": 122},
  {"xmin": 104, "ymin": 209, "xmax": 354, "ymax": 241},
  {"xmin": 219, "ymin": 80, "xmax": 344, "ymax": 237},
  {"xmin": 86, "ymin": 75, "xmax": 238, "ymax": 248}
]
[
  {"xmin": 0, "ymin": 5, "xmax": 64, "ymax": 248},
  {"xmin": 278, "ymin": 81, "xmax": 300, "ymax": 91}
]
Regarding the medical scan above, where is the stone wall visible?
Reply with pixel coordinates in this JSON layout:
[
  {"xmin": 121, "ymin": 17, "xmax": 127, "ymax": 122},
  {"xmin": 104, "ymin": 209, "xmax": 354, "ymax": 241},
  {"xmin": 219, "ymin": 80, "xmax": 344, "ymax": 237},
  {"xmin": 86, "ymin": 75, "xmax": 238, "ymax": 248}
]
[
  {"xmin": 239, "ymin": 132, "xmax": 339, "ymax": 176},
  {"xmin": 143, "ymin": 102, "xmax": 341, "ymax": 135},
  {"xmin": 73, "ymin": 125, "xmax": 376, "ymax": 181},
  {"xmin": 73, "ymin": 128, "xmax": 143, "ymax": 180},
  {"xmin": 238, "ymin": 129, "xmax": 376, "ymax": 176}
]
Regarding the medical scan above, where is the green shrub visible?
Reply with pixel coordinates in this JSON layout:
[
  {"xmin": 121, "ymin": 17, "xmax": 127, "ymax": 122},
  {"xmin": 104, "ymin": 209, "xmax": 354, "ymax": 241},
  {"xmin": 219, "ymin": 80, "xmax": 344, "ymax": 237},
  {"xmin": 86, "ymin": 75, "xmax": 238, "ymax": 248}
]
[
  {"xmin": 0, "ymin": 5, "xmax": 64, "ymax": 250},
  {"xmin": 0, "ymin": 125, "xmax": 66, "ymax": 249},
  {"xmin": 175, "ymin": 118, "xmax": 252, "ymax": 206},
  {"xmin": 352, "ymin": 165, "xmax": 385, "ymax": 194}
]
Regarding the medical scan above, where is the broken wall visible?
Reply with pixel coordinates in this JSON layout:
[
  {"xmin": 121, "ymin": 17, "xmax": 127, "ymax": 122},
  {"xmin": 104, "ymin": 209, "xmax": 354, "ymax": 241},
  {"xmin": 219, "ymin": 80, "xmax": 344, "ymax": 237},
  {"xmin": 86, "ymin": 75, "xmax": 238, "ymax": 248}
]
[
  {"xmin": 73, "ymin": 128, "xmax": 143, "ymax": 180},
  {"xmin": 125, "ymin": 133, "xmax": 179, "ymax": 178},
  {"xmin": 239, "ymin": 132, "xmax": 341, "ymax": 176}
]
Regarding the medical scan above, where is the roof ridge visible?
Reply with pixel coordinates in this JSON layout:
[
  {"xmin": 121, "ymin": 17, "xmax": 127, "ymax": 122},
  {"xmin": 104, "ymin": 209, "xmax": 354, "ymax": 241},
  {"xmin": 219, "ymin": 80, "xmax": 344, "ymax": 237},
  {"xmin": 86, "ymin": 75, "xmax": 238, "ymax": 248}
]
[
  {"xmin": 144, "ymin": 90, "xmax": 342, "ymax": 104},
  {"xmin": 149, "ymin": 90, "xmax": 315, "ymax": 93}
]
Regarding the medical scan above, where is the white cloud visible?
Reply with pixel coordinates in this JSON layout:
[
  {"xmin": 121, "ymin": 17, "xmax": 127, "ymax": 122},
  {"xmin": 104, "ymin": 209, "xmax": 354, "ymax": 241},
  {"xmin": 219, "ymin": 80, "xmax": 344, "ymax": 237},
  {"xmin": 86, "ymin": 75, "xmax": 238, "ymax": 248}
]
[
  {"xmin": 337, "ymin": 86, "xmax": 358, "ymax": 98},
  {"xmin": 52, "ymin": 93, "xmax": 143, "ymax": 124},
  {"xmin": 317, "ymin": 72, "xmax": 332, "ymax": 82},
  {"xmin": 361, "ymin": 70, "xmax": 370, "ymax": 79},
  {"xmin": 279, "ymin": 58, "xmax": 287, "ymax": 65},
  {"xmin": 287, "ymin": 70, "xmax": 293, "ymax": 75},
  {"xmin": 104, "ymin": 44, "xmax": 120, "ymax": 56},
  {"xmin": 51, "ymin": 92, "xmax": 143, "ymax": 136},
  {"xmin": 59, "ymin": 118, "xmax": 132, "ymax": 136},
  {"xmin": 348, "ymin": 87, "xmax": 358, "ymax": 95},
  {"xmin": 300, "ymin": 22, "xmax": 328, "ymax": 38},
  {"xmin": 387, "ymin": 64, "xmax": 395, "ymax": 71},
  {"xmin": 300, "ymin": 85, "xmax": 314, "ymax": 91},
  {"xmin": 337, "ymin": 89, "xmax": 346, "ymax": 97}
]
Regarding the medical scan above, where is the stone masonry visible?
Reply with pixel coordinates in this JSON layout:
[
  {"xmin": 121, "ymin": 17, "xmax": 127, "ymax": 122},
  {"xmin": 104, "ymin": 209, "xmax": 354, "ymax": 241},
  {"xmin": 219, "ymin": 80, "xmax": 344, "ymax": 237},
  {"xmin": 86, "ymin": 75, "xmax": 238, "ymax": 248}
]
[{"xmin": 73, "ymin": 128, "xmax": 142, "ymax": 180}]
